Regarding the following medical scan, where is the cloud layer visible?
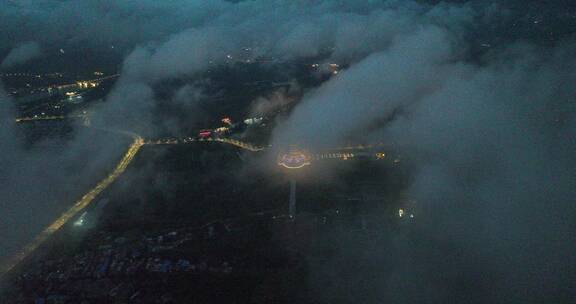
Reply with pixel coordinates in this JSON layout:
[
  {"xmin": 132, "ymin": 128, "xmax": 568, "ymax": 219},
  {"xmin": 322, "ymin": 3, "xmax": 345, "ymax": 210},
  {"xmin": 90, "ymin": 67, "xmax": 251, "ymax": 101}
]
[
  {"xmin": 1, "ymin": 0, "xmax": 576, "ymax": 301},
  {"xmin": 1, "ymin": 41, "xmax": 41, "ymax": 69}
]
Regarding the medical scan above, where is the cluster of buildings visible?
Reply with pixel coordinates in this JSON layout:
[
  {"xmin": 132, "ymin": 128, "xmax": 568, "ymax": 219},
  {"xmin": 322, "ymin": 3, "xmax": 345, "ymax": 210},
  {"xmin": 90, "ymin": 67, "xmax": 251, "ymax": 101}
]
[
  {"xmin": 8, "ymin": 222, "xmax": 245, "ymax": 303},
  {"xmin": 5, "ymin": 198, "xmax": 414, "ymax": 303},
  {"xmin": 47, "ymin": 81, "xmax": 98, "ymax": 96}
]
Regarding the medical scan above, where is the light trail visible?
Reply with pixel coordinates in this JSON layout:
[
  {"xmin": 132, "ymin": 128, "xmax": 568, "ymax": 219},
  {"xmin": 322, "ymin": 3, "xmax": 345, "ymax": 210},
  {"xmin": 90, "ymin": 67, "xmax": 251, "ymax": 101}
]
[{"xmin": 0, "ymin": 136, "xmax": 144, "ymax": 278}]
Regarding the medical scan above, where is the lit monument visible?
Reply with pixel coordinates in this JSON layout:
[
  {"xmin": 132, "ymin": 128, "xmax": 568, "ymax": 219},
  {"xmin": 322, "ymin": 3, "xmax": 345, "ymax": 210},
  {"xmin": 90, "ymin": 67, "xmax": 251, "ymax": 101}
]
[{"xmin": 277, "ymin": 148, "xmax": 311, "ymax": 218}]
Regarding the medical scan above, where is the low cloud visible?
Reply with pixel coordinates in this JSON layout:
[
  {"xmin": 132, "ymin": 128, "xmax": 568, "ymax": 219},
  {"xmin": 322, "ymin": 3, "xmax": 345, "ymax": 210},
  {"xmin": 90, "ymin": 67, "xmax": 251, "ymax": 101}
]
[
  {"xmin": 1, "ymin": 41, "xmax": 41, "ymax": 69},
  {"xmin": 0, "ymin": 83, "xmax": 129, "ymax": 261},
  {"xmin": 93, "ymin": 0, "xmax": 483, "ymax": 137},
  {"xmin": 268, "ymin": 8, "xmax": 576, "ymax": 302}
]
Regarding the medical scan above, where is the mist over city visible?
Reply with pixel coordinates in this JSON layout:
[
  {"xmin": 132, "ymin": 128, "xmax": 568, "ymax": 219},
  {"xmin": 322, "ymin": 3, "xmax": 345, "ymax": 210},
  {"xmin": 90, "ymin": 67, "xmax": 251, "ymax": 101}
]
[{"xmin": 1, "ymin": 1, "xmax": 575, "ymax": 303}]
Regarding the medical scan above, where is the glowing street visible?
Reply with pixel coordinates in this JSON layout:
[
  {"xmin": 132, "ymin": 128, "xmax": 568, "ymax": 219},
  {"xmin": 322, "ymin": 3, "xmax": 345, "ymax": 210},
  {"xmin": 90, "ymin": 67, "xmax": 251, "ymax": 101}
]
[{"xmin": 0, "ymin": 136, "xmax": 144, "ymax": 278}]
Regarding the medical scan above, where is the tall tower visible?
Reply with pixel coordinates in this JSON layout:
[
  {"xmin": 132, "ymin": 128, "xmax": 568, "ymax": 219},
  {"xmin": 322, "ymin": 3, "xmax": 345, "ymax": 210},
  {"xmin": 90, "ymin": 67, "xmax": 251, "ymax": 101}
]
[
  {"xmin": 289, "ymin": 179, "xmax": 296, "ymax": 218},
  {"xmin": 277, "ymin": 147, "xmax": 311, "ymax": 218}
]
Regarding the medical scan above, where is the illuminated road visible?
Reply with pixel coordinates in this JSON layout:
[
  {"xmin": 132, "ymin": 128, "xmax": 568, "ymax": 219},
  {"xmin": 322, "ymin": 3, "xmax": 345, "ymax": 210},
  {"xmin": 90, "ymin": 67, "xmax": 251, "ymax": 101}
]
[
  {"xmin": 147, "ymin": 136, "xmax": 265, "ymax": 152},
  {"xmin": 15, "ymin": 114, "xmax": 87, "ymax": 123},
  {"xmin": 0, "ymin": 135, "xmax": 144, "ymax": 278},
  {"xmin": 0, "ymin": 124, "xmax": 385, "ymax": 279},
  {"xmin": 147, "ymin": 136, "xmax": 389, "ymax": 158},
  {"xmin": 213, "ymin": 137, "xmax": 265, "ymax": 151},
  {"xmin": 47, "ymin": 74, "xmax": 120, "ymax": 92},
  {"xmin": 0, "ymin": 133, "xmax": 263, "ymax": 279}
]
